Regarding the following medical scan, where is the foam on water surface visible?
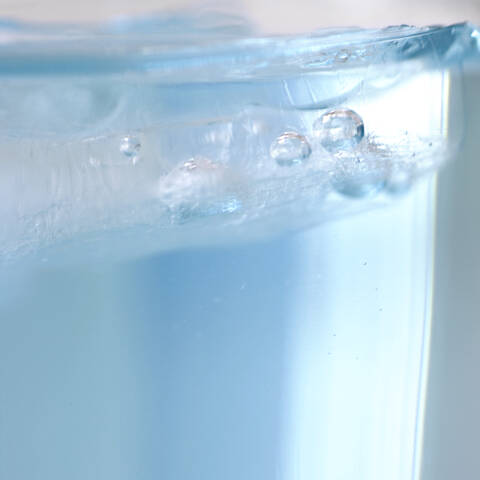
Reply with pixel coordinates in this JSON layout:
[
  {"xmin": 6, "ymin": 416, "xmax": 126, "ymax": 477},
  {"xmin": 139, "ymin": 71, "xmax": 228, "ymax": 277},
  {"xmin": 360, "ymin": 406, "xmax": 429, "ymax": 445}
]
[{"xmin": 0, "ymin": 15, "xmax": 477, "ymax": 262}]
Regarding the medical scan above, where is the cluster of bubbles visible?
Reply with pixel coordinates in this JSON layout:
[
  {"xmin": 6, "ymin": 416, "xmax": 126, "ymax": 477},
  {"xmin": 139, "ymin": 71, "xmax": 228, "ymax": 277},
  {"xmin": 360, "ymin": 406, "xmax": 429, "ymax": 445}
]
[
  {"xmin": 269, "ymin": 108, "xmax": 365, "ymax": 166},
  {"xmin": 269, "ymin": 108, "xmax": 410, "ymax": 197}
]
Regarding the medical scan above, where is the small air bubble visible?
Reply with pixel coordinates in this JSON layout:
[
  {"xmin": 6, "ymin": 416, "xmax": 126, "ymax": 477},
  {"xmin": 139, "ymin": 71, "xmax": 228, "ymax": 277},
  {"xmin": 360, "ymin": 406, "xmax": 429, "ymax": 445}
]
[
  {"xmin": 331, "ymin": 154, "xmax": 386, "ymax": 198},
  {"xmin": 333, "ymin": 175, "xmax": 385, "ymax": 198},
  {"xmin": 314, "ymin": 109, "xmax": 364, "ymax": 153},
  {"xmin": 335, "ymin": 49, "xmax": 350, "ymax": 62},
  {"xmin": 120, "ymin": 135, "xmax": 141, "ymax": 164},
  {"xmin": 158, "ymin": 156, "xmax": 242, "ymax": 223},
  {"xmin": 181, "ymin": 158, "xmax": 202, "ymax": 171},
  {"xmin": 270, "ymin": 131, "xmax": 311, "ymax": 167}
]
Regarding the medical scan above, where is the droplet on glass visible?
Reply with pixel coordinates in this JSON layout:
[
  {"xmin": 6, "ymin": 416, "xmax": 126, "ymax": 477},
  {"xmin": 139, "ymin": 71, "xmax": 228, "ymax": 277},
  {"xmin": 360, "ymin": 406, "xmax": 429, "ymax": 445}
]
[
  {"xmin": 313, "ymin": 109, "xmax": 364, "ymax": 153},
  {"xmin": 270, "ymin": 131, "xmax": 311, "ymax": 167}
]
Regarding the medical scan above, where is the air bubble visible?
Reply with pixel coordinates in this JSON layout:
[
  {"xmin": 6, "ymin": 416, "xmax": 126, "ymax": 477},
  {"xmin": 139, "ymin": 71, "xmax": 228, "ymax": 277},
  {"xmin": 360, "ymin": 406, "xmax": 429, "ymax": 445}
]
[
  {"xmin": 270, "ymin": 132, "xmax": 311, "ymax": 166},
  {"xmin": 331, "ymin": 154, "xmax": 386, "ymax": 198},
  {"xmin": 120, "ymin": 136, "xmax": 141, "ymax": 164},
  {"xmin": 335, "ymin": 49, "xmax": 350, "ymax": 63},
  {"xmin": 157, "ymin": 156, "xmax": 242, "ymax": 223},
  {"xmin": 314, "ymin": 109, "xmax": 364, "ymax": 153},
  {"xmin": 181, "ymin": 158, "xmax": 201, "ymax": 171}
]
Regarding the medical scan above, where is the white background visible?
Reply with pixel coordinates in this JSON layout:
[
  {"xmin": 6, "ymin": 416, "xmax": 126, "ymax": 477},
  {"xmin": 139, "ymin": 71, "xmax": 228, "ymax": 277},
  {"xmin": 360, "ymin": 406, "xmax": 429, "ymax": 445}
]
[{"xmin": 0, "ymin": 0, "xmax": 478, "ymax": 32}]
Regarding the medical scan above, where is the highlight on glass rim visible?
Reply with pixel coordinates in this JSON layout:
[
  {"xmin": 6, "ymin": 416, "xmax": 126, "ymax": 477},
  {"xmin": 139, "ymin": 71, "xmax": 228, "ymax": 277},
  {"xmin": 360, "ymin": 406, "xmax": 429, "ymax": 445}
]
[{"xmin": 0, "ymin": 4, "xmax": 479, "ymax": 480}]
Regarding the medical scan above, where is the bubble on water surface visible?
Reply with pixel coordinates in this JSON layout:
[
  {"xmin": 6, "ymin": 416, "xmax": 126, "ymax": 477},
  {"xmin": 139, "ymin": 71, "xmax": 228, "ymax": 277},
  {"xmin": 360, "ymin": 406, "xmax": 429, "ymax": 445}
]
[
  {"xmin": 270, "ymin": 132, "xmax": 311, "ymax": 166},
  {"xmin": 314, "ymin": 109, "xmax": 364, "ymax": 153}
]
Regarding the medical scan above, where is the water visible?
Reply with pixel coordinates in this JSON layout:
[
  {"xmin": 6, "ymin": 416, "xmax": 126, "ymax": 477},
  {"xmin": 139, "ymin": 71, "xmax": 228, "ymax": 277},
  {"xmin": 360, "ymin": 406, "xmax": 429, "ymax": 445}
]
[{"xmin": 0, "ymin": 15, "xmax": 478, "ymax": 480}]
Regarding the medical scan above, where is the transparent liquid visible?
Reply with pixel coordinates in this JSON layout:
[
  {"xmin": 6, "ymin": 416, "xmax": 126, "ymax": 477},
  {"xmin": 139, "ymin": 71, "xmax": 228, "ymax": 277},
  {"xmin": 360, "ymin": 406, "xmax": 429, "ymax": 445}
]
[
  {"xmin": 0, "ymin": 17, "xmax": 477, "ymax": 480},
  {"xmin": 0, "ymin": 182, "xmax": 435, "ymax": 480}
]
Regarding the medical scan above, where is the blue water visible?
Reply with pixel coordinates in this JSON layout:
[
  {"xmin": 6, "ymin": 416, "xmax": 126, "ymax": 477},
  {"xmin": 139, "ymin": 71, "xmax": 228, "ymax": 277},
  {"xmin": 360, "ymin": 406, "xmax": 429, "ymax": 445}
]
[
  {"xmin": 0, "ymin": 15, "xmax": 478, "ymax": 480},
  {"xmin": 0, "ymin": 186, "xmax": 436, "ymax": 480}
]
